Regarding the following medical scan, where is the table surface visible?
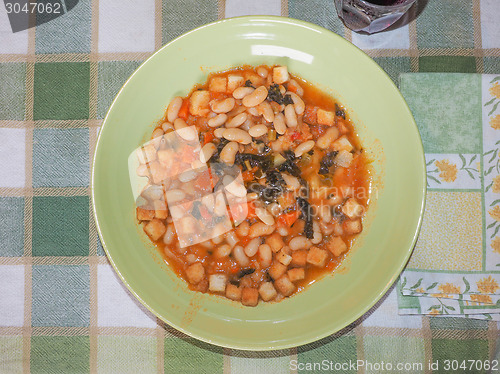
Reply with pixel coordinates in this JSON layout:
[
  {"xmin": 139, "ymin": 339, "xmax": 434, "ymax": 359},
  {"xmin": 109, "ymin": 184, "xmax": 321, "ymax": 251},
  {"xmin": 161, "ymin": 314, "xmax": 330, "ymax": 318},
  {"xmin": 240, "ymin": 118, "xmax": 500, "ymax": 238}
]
[{"xmin": 0, "ymin": 0, "xmax": 499, "ymax": 373}]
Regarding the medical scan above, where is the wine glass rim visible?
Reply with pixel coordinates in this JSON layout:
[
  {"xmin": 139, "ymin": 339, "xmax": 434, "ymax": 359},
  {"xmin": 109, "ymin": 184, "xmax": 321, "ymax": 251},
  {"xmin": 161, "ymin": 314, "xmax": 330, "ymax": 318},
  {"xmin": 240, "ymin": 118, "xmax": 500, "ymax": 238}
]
[{"xmin": 358, "ymin": 0, "xmax": 416, "ymax": 9}]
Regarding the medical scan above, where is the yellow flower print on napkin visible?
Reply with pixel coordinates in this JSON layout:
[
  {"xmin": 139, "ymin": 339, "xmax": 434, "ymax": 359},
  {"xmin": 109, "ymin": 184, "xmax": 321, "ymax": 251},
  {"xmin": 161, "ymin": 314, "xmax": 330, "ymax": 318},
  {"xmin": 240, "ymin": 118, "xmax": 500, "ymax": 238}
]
[
  {"xmin": 470, "ymin": 294, "xmax": 493, "ymax": 304},
  {"xmin": 435, "ymin": 160, "xmax": 457, "ymax": 182},
  {"xmin": 490, "ymin": 82, "xmax": 500, "ymax": 100},
  {"xmin": 491, "ymin": 237, "xmax": 500, "ymax": 254},
  {"xmin": 492, "ymin": 175, "xmax": 500, "ymax": 193},
  {"xmin": 438, "ymin": 283, "xmax": 460, "ymax": 294},
  {"xmin": 491, "ymin": 114, "xmax": 500, "ymax": 130},
  {"xmin": 428, "ymin": 308, "xmax": 441, "ymax": 315},
  {"xmin": 489, "ymin": 206, "xmax": 500, "ymax": 222},
  {"xmin": 476, "ymin": 276, "xmax": 499, "ymax": 294}
]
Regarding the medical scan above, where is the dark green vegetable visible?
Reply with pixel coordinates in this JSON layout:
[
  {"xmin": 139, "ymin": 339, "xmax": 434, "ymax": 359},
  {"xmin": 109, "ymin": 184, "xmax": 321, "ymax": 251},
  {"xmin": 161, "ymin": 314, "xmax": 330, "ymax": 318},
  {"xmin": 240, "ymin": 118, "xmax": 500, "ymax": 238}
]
[
  {"xmin": 245, "ymin": 80, "xmax": 255, "ymax": 88},
  {"xmin": 267, "ymin": 84, "xmax": 293, "ymax": 105},
  {"xmin": 297, "ymin": 197, "xmax": 314, "ymax": 239},
  {"xmin": 318, "ymin": 151, "xmax": 339, "ymax": 175},
  {"xmin": 278, "ymin": 150, "xmax": 301, "ymax": 177},
  {"xmin": 335, "ymin": 103, "xmax": 346, "ymax": 120}
]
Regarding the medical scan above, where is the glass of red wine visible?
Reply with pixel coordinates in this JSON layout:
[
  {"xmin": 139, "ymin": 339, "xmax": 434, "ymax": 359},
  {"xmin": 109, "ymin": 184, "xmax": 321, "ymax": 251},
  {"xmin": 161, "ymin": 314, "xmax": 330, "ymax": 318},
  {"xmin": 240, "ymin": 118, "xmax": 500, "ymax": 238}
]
[{"xmin": 334, "ymin": 0, "xmax": 417, "ymax": 34}]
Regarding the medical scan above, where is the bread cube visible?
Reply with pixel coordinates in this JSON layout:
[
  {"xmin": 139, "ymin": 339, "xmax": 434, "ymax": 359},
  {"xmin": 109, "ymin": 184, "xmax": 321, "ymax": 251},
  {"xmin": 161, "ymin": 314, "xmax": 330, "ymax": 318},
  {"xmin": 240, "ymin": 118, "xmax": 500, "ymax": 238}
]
[
  {"xmin": 265, "ymin": 233, "xmax": 285, "ymax": 253},
  {"xmin": 185, "ymin": 262, "xmax": 205, "ymax": 284},
  {"xmin": 209, "ymin": 77, "xmax": 227, "ymax": 93},
  {"xmin": 274, "ymin": 274, "xmax": 295, "ymax": 296},
  {"xmin": 193, "ymin": 278, "xmax": 209, "ymax": 293},
  {"xmin": 290, "ymin": 250, "xmax": 308, "ymax": 267},
  {"xmin": 143, "ymin": 218, "xmax": 166, "ymax": 241},
  {"xmin": 287, "ymin": 268, "xmax": 305, "ymax": 282},
  {"xmin": 342, "ymin": 198, "xmax": 364, "ymax": 219},
  {"xmin": 153, "ymin": 200, "xmax": 168, "ymax": 220},
  {"xmin": 317, "ymin": 109, "xmax": 335, "ymax": 126},
  {"xmin": 334, "ymin": 150, "xmax": 353, "ymax": 168},
  {"xmin": 332, "ymin": 136, "xmax": 353, "ymax": 152},
  {"xmin": 189, "ymin": 90, "xmax": 210, "ymax": 116},
  {"xmin": 268, "ymin": 261, "xmax": 287, "ymax": 280},
  {"xmin": 276, "ymin": 250, "xmax": 292, "ymax": 266},
  {"xmin": 273, "ymin": 66, "xmax": 289, "ymax": 84},
  {"xmin": 327, "ymin": 236, "xmax": 348, "ymax": 257},
  {"xmin": 241, "ymin": 287, "xmax": 259, "ymax": 307},
  {"xmin": 259, "ymin": 282, "xmax": 277, "ymax": 301},
  {"xmin": 209, "ymin": 274, "xmax": 227, "ymax": 293},
  {"xmin": 306, "ymin": 246, "xmax": 328, "ymax": 267},
  {"xmin": 137, "ymin": 206, "xmax": 154, "ymax": 221},
  {"xmin": 343, "ymin": 219, "xmax": 362, "ymax": 235},
  {"xmin": 148, "ymin": 161, "xmax": 169, "ymax": 184},
  {"xmin": 225, "ymin": 283, "xmax": 241, "ymax": 301},
  {"xmin": 227, "ymin": 74, "xmax": 245, "ymax": 92}
]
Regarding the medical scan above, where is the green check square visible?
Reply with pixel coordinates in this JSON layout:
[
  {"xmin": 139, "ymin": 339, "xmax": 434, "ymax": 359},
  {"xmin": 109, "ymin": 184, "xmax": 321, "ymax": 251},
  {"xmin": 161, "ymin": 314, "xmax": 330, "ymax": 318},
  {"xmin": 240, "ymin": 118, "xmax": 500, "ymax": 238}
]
[
  {"xmin": 419, "ymin": 56, "xmax": 476, "ymax": 73},
  {"xmin": 34, "ymin": 62, "xmax": 90, "ymax": 120},
  {"xmin": 484, "ymin": 57, "xmax": 500, "ymax": 74},
  {"xmin": 431, "ymin": 339, "xmax": 488, "ymax": 373},
  {"xmin": 162, "ymin": 0, "xmax": 218, "ymax": 44},
  {"xmin": 31, "ymin": 336, "xmax": 89, "ymax": 373},
  {"xmin": 0, "ymin": 63, "xmax": 26, "ymax": 120},
  {"xmin": 0, "ymin": 197, "xmax": 24, "ymax": 257},
  {"xmin": 32, "ymin": 265, "xmax": 90, "ymax": 327},
  {"xmin": 32, "ymin": 128, "xmax": 89, "ymax": 188},
  {"xmin": 416, "ymin": 0, "xmax": 474, "ymax": 49},
  {"xmin": 363, "ymin": 336, "xmax": 425, "ymax": 374},
  {"xmin": 97, "ymin": 336, "xmax": 156, "ymax": 373},
  {"xmin": 298, "ymin": 336, "xmax": 357, "ymax": 373},
  {"xmin": 429, "ymin": 316, "xmax": 488, "ymax": 330},
  {"xmin": 289, "ymin": 0, "xmax": 345, "ymax": 36},
  {"xmin": 400, "ymin": 73, "xmax": 481, "ymax": 154},
  {"xmin": 32, "ymin": 196, "xmax": 89, "ymax": 257},
  {"xmin": 97, "ymin": 61, "xmax": 142, "ymax": 119},
  {"xmin": 373, "ymin": 57, "xmax": 411, "ymax": 87},
  {"xmin": 0, "ymin": 336, "xmax": 23, "ymax": 374},
  {"xmin": 35, "ymin": 0, "xmax": 91, "ymax": 54},
  {"xmin": 164, "ymin": 337, "xmax": 223, "ymax": 374}
]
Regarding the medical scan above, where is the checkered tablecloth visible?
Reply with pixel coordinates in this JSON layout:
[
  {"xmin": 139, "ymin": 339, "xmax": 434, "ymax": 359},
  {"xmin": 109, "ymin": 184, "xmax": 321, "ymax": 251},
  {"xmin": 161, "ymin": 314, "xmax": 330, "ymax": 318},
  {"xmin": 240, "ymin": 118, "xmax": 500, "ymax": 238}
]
[{"xmin": 1, "ymin": 0, "xmax": 500, "ymax": 373}]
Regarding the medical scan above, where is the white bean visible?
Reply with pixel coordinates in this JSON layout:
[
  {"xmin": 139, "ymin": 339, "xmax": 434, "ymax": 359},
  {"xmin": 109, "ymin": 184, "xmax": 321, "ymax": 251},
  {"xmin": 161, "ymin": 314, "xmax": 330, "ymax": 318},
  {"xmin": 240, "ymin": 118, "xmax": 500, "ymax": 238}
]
[
  {"xmin": 173, "ymin": 117, "xmax": 187, "ymax": 130},
  {"xmin": 290, "ymin": 79, "xmax": 304, "ymax": 96},
  {"xmin": 165, "ymin": 189, "xmax": 185, "ymax": 203},
  {"xmin": 163, "ymin": 224, "xmax": 175, "ymax": 245},
  {"xmin": 317, "ymin": 127, "xmax": 340, "ymax": 149},
  {"xmin": 212, "ymin": 234, "xmax": 224, "ymax": 245},
  {"xmin": 236, "ymin": 220, "xmax": 249, "ymax": 236},
  {"xmin": 248, "ymin": 124, "xmax": 268, "ymax": 138},
  {"xmin": 225, "ymin": 231, "xmax": 239, "ymax": 248},
  {"xmin": 210, "ymin": 97, "xmax": 235, "ymax": 113},
  {"xmin": 255, "ymin": 207, "xmax": 275, "ymax": 225},
  {"xmin": 242, "ymin": 86, "xmax": 268, "ymax": 107},
  {"xmin": 257, "ymin": 66, "xmax": 269, "ymax": 78},
  {"xmin": 226, "ymin": 112, "xmax": 248, "ymax": 128},
  {"xmin": 208, "ymin": 113, "xmax": 227, "ymax": 128},
  {"xmin": 273, "ymin": 112, "xmax": 287, "ymax": 135},
  {"xmin": 311, "ymin": 221, "xmax": 322, "ymax": 245},
  {"xmin": 249, "ymin": 222, "xmax": 275, "ymax": 238},
  {"xmin": 284, "ymin": 104, "xmax": 298, "ymax": 127},
  {"xmin": 246, "ymin": 107, "xmax": 259, "ymax": 116},
  {"xmin": 167, "ymin": 96, "xmax": 183, "ymax": 122},
  {"xmin": 219, "ymin": 141, "xmax": 239, "ymax": 165},
  {"xmin": 244, "ymin": 238, "xmax": 260, "ymax": 257},
  {"xmin": 152, "ymin": 128, "xmax": 164, "ymax": 139},
  {"xmin": 222, "ymin": 128, "xmax": 252, "ymax": 145},
  {"xmin": 319, "ymin": 206, "xmax": 332, "ymax": 223},
  {"xmin": 233, "ymin": 245, "xmax": 250, "ymax": 266},
  {"xmin": 294, "ymin": 140, "xmax": 315, "ymax": 157},
  {"xmin": 233, "ymin": 86, "xmax": 254, "ymax": 100},
  {"xmin": 258, "ymin": 244, "xmax": 272, "ymax": 268},
  {"xmin": 174, "ymin": 119, "xmax": 197, "ymax": 141},
  {"xmin": 178, "ymin": 169, "xmax": 197, "ymax": 183},
  {"xmin": 214, "ymin": 128, "xmax": 225, "ymax": 138},
  {"xmin": 281, "ymin": 173, "xmax": 300, "ymax": 191},
  {"xmin": 287, "ymin": 92, "xmax": 305, "ymax": 115},
  {"xmin": 162, "ymin": 121, "xmax": 173, "ymax": 132},
  {"xmin": 257, "ymin": 101, "xmax": 274, "ymax": 123},
  {"xmin": 288, "ymin": 236, "xmax": 313, "ymax": 251},
  {"xmin": 214, "ymin": 193, "xmax": 227, "ymax": 216},
  {"xmin": 223, "ymin": 175, "xmax": 247, "ymax": 198},
  {"xmin": 200, "ymin": 142, "xmax": 216, "ymax": 163},
  {"xmin": 201, "ymin": 194, "xmax": 215, "ymax": 212},
  {"xmin": 277, "ymin": 225, "xmax": 290, "ymax": 237},
  {"xmin": 214, "ymin": 244, "xmax": 232, "ymax": 258}
]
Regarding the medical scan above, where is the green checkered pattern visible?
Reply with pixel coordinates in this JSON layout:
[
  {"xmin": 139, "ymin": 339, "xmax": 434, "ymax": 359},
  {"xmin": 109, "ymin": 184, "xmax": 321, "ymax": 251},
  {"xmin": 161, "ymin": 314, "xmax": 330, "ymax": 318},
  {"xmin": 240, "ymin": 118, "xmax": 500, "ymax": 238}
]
[{"xmin": 1, "ymin": 0, "xmax": 500, "ymax": 373}]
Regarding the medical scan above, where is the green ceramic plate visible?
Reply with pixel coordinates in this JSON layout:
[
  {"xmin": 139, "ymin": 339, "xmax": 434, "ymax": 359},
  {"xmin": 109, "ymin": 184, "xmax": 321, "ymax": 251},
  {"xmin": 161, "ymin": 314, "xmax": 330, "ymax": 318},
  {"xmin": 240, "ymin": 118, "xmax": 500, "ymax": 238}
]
[{"xmin": 92, "ymin": 16, "xmax": 425, "ymax": 351}]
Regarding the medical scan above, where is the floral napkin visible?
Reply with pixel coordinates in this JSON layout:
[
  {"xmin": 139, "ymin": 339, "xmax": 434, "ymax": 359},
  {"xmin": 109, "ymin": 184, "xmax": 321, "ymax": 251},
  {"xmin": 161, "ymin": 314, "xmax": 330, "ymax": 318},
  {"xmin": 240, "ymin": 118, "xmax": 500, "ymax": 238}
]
[{"xmin": 397, "ymin": 73, "xmax": 500, "ymax": 320}]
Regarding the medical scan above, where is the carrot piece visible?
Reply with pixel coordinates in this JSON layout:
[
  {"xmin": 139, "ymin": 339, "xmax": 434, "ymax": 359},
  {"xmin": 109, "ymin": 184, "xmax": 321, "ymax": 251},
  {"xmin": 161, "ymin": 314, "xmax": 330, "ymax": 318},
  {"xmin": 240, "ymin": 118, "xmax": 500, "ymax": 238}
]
[
  {"xmin": 277, "ymin": 210, "xmax": 300, "ymax": 227},
  {"xmin": 177, "ymin": 98, "xmax": 189, "ymax": 120},
  {"xmin": 303, "ymin": 105, "xmax": 317, "ymax": 125},
  {"xmin": 203, "ymin": 129, "xmax": 215, "ymax": 145}
]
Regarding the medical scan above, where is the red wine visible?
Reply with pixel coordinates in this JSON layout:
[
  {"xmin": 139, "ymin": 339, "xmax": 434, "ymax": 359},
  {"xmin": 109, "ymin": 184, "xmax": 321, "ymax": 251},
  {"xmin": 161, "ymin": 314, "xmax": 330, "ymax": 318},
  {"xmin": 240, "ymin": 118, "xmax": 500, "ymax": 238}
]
[{"xmin": 365, "ymin": 0, "xmax": 406, "ymax": 5}]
